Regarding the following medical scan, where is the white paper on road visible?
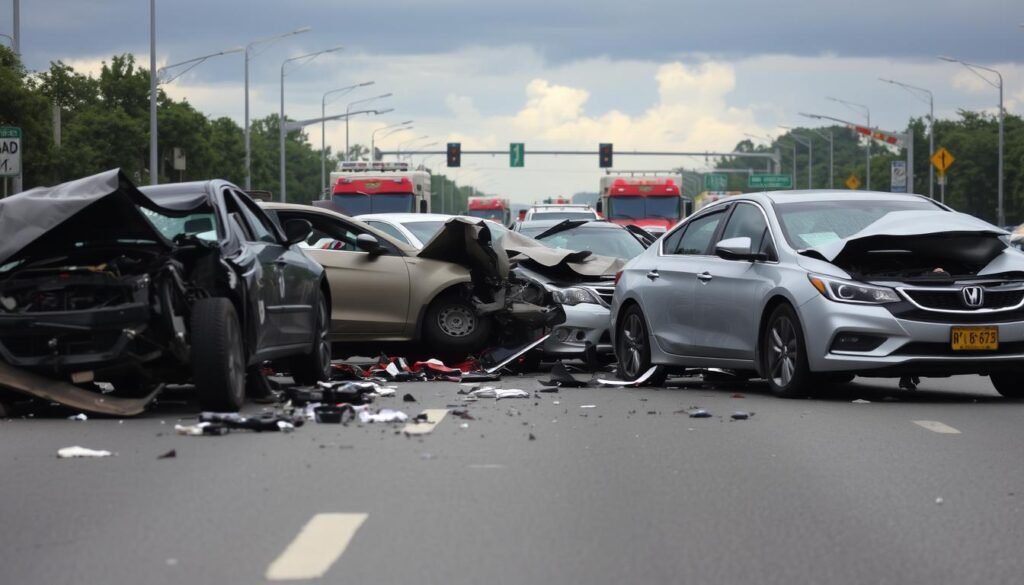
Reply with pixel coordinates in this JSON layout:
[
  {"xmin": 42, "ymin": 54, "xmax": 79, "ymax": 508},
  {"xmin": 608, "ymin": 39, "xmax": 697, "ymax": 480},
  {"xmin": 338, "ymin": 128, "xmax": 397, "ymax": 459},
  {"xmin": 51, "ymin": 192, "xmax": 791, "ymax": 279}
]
[
  {"xmin": 57, "ymin": 446, "xmax": 113, "ymax": 458},
  {"xmin": 597, "ymin": 366, "xmax": 659, "ymax": 387},
  {"xmin": 357, "ymin": 408, "xmax": 408, "ymax": 423},
  {"xmin": 402, "ymin": 409, "xmax": 449, "ymax": 435},
  {"xmin": 495, "ymin": 389, "xmax": 529, "ymax": 400},
  {"xmin": 484, "ymin": 335, "xmax": 551, "ymax": 373},
  {"xmin": 385, "ymin": 362, "xmax": 400, "ymax": 377},
  {"xmin": 266, "ymin": 513, "xmax": 368, "ymax": 581}
]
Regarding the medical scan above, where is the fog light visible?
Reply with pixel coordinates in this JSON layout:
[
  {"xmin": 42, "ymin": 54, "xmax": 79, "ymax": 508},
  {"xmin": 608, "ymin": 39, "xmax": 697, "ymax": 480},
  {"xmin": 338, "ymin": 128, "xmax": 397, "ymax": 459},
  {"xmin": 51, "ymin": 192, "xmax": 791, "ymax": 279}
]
[
  {"xmin": 830, "ymin": 333, "xmax": 886, "ymax": 353},
  {"xmin": 553, "ymin": 328, "xmax": 570, "ymax": 342}
]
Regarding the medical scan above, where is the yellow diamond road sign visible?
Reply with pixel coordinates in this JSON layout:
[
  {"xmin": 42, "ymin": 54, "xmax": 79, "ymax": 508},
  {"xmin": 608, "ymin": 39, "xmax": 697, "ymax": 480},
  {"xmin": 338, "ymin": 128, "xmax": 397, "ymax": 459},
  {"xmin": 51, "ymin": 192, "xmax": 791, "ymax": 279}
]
[
  {"xmin": 845, "ymin": 175, "xmax": 861, "ymax": 190},
  {"xmin": 931, "ymin": 147, "xmax": 955, "ymax": 174}
]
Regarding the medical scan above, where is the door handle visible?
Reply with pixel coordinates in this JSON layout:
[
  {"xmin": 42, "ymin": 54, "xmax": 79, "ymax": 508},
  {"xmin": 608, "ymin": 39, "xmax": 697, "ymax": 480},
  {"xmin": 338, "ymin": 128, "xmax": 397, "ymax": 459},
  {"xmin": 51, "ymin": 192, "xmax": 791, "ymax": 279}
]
[
  {"xmin": 646, "ymin": 270, "xmax": 660, "ymax": 281},
  {"xmin": 697, "ymin": 272, "xmax": 713, "ymax": 283}
]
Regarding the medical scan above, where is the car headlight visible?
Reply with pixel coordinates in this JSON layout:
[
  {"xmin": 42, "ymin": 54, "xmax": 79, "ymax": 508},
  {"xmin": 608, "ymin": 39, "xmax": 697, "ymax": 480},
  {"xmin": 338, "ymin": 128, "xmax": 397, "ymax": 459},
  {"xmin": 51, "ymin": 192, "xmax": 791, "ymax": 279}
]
[
  {"xmin": 550, "ymin": 286, "xmax": 601, "ymax": 306},
  {"xmin": 808, "ymin": 274, "xmax": 900, "ymax": 305}
]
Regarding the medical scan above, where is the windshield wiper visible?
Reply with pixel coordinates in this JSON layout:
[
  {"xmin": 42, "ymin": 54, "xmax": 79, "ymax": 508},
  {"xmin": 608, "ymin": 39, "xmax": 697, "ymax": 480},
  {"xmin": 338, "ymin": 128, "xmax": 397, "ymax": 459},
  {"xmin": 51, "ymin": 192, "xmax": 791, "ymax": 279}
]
[{"xmin": 534, "ymin": 219, "xmax": 589, "ymax": 240}]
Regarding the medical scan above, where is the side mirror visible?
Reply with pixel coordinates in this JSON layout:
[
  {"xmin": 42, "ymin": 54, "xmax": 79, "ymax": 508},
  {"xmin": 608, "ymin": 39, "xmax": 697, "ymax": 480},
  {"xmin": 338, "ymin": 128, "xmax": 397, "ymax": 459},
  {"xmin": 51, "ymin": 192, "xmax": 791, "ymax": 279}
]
[
  {"xmin": 283, "ymin": 219, "xmax": 313, "ymax": 246},
  {"xmin": 355, "ymin": 233, "xmax": 385, "ymax": 256},
  {"xmin": 715, "ymin": 237, "xmax": 766, "ymax": 261}
]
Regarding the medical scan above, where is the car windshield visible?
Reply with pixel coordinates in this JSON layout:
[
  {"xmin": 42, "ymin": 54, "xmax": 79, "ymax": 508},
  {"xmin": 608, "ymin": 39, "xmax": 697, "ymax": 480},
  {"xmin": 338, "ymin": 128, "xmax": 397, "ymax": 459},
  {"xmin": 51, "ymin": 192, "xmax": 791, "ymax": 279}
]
[
  {"xmin": 607, "ymin": 197, "xmax": 680, "ymax": 220},
  {"xmin": 774, "ymin": 199, "xmax": 941, "ymax": 249},
  {"xmin": 140, "ymin": 208, "xmax": 219, "ymax": 241},
  {"xmin": 520, "ymin": 225, "xmax": 646, "ymax": 260},
  {"xmin": 402, "ymin": 220, "xmax": 509, "ymax": 247},
  {"xmin": 531, "ymin": 211, "xmax": 595, "ymax": 220},
  {"xmin": 466, "ymin": 209, "xmax": 505, "ymax": 221},
  {"xmin": 332, "ymin": 194, "xmax": 415, "ymax": 215}
]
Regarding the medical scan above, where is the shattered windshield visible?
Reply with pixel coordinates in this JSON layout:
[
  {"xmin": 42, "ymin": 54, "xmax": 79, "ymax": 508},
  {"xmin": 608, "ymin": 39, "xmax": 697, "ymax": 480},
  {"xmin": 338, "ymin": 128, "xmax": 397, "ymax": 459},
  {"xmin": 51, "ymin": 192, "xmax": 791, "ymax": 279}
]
[
  {"xmin": 521, "ymin": 225, "xmax": 646, "ymax": 260},
  {"xmin": 775, "ymin": 199, "xmax": 940, "ymax": 250}
]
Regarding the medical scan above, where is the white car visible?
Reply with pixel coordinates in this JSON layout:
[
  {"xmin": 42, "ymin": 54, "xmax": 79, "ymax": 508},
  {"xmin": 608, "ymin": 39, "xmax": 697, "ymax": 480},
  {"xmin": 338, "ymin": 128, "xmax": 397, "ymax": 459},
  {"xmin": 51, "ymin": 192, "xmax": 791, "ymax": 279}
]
[
  {"xmin": 523, "ymin": 204, "xmax": 600, "ymax": 222},
  {"xmin": 356, "ymin": 213, "xmax": 509, "ymax": 248}
]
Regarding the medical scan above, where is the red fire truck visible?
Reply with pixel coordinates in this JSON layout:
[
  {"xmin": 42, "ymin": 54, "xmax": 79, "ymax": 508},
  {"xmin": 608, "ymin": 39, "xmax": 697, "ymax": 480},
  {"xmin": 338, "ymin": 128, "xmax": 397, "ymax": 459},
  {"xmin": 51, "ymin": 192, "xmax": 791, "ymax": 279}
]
[
  {"xmin": 466, "ymin": 197, "xmax": 512, "ymax": 224},
  {"xmin": 596, "ymin": 174, "xmax": 685, "ymax": 234},
  {"xmin": 316, "ymin": 162, "xmax": 431, "ymax": 215}
]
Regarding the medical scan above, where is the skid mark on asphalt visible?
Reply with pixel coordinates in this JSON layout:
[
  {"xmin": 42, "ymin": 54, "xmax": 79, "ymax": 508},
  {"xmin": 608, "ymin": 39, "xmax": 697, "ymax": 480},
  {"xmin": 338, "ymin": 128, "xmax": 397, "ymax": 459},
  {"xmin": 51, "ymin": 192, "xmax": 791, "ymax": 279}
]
[
  {"xmin": 265, "ymin": 513, "xmax": 368, "ymax": 581},
  {"xmin": 402, "ymin": 409, "xmax": 449, "ymax": 435},
  {"xmin": 913, "ymin": 420, "xmax": 962, "ymax": 434}
]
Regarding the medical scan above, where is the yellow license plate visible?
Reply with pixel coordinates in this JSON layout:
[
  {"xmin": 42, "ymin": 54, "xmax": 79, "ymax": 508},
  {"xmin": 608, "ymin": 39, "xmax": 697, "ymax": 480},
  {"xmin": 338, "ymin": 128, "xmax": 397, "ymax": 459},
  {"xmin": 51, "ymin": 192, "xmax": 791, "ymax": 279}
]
[{"xmin": 951, "ymin": 326, "xmax": 999, "ymax": 351}]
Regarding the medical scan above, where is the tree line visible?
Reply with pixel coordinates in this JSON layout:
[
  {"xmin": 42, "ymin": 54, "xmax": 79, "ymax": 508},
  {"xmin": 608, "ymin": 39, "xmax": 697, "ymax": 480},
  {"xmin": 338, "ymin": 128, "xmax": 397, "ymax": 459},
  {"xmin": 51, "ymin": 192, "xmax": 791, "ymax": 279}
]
[{"xmin": 0, "ymin": 48, "xmax": 485, "ymax": 210}]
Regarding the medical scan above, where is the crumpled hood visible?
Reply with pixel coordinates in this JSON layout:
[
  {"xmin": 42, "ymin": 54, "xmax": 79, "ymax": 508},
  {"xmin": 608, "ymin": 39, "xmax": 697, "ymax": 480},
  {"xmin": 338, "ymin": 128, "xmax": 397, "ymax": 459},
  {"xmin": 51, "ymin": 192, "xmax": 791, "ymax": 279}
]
[
  {"xmin": 418, "ymin": 218, "xmax": 625, "ymax": 280},
  {"xmin": 809, "ymin": 210, "xmax": 1007, "ymax": 265},
  {"xmin": 0, "ymin": 169, "xmax": 206, "ymax": 267}
]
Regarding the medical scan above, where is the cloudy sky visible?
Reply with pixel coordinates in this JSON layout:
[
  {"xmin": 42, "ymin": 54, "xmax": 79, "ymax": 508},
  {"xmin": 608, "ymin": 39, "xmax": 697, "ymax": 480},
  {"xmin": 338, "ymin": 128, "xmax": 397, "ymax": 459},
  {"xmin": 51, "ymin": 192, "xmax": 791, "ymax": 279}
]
[{"xmin": 5, "ymin": 0, "xmax": 1024, "ymax": 201}]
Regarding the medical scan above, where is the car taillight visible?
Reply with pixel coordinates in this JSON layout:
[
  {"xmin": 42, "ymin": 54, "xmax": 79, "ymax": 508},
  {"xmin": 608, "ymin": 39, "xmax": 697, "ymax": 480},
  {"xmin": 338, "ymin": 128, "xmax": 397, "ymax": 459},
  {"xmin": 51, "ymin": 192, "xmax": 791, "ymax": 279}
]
[{"xmin": 614, "ymin": 270, "xmax": 623, "ymax": 285}]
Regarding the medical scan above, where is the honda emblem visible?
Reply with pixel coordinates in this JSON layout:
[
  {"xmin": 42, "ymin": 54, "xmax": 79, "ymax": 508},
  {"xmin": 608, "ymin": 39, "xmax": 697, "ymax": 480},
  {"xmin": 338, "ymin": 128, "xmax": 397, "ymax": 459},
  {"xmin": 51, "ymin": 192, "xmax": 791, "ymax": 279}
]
[{"xmin": 962, "ymin": 286, "xmax": 985, "ymax": 308}]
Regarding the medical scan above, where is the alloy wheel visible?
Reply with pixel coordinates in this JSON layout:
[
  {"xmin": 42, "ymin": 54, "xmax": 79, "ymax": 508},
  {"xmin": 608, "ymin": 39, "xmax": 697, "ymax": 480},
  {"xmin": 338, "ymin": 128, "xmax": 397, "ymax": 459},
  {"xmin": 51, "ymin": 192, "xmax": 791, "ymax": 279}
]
[
  {"xmin": 620, "ymin": 312, "xmax": 646, "ymax": 378},
  {"xmin": 768, "ymin": 315, "xmax": 798, "ymax": 388}
]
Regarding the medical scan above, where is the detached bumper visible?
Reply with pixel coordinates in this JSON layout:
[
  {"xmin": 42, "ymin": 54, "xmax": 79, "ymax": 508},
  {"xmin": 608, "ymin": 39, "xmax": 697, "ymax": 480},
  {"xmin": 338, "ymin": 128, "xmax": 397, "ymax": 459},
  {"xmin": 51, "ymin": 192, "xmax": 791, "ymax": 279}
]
[
  {"xmin": 0, "ymin": 303, "xmax": 157, "ymax": 371},
  {"xmin": 543, "ymin": 302, "xmax": 613, "ymax": 357},
  {"xmin": 799, "ymin": 295, "xmax": 1024, "ymax": 375}
]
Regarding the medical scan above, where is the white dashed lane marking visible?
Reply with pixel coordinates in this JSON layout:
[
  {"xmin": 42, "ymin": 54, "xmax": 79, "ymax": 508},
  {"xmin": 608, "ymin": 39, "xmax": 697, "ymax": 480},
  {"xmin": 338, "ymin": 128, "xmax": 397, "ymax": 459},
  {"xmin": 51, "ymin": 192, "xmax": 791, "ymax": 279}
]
[
  {"xmin": 265, "ymin": 513, "xmax": 368, "ymax": 581},
  {"xmin": 913, "ymin": 420, "xmax": 962, "ymax": 434}
]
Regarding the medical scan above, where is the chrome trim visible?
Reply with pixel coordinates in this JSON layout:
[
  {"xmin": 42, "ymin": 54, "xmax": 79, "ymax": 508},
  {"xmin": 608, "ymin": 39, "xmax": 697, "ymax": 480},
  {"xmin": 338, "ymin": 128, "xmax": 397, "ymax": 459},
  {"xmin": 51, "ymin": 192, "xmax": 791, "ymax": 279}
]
[{"xmin": 896, "ymin": 283, "xmax": 1024, "ymax": 314}]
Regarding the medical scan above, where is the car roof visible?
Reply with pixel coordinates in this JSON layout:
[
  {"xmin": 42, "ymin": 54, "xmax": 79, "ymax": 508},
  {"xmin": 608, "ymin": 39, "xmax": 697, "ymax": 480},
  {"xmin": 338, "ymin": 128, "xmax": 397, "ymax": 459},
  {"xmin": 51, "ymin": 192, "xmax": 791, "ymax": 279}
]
[
  {"xmin": 759, "ymin": 190, "xmax": 939, "ymax": 204},
  {"xmin": 259, "ymin": 202, "xmax": 419, "ymax": 254},
  {"xmin": 357, "ymin": 213, "xmax": 475, "ymax": 223},
  {"xmin": 518, "ymin": 219, "xmax": 622, "ymax": 230}
]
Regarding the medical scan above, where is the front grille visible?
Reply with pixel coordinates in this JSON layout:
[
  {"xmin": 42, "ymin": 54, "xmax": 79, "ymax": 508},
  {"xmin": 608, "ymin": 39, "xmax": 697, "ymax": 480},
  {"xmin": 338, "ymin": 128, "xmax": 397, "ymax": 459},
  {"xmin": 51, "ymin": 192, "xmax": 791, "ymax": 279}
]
[
  {"xmin": 586, "ymin": 286, "xmax": 615, "ymax": 307},
  {"xmin": 887, "ymin": 302, "xmax": 1024, "ymax": 324},
  {"xmin": 892, "ymin": 341, "xmax": 1024, "ymax": 357},
  {"xmin": 902, "ymin": 287, "xmax": 1024, "ymax": 312},
  {"xmin": 0, "ymin": 331, "xmax": 122, "ymax": 358}
]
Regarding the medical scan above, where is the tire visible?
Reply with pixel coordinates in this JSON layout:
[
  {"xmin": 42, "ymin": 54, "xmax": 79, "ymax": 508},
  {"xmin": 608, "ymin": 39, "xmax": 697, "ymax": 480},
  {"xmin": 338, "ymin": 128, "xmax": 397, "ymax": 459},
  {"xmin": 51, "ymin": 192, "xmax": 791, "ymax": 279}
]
[
  {"xmin": 190, "ymin": 297, "xmax": 246, "ymax": 412},
  {"xmin": 423, "ymin": 294, "xmax": 492, "ymax": 362},
  {"xmin": 615, "ymin": 305, "xmax": 667, "ymax": 386},
  {"xmin": 762, "ymin": 304, "xmax": 814, "ymax": 398},
  {"xmin": 990, "ymin": 372, "xmax": 1024, "ymax": 399},
  {"xmin": 289, "ymin": 293, "xmax": 332, "ymax": 386}
]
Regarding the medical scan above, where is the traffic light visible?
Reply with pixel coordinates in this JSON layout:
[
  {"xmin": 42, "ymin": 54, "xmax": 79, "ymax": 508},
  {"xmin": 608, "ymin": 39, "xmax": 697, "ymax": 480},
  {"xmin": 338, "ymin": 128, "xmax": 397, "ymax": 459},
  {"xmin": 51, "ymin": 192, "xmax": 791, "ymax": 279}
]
[
  {"xmin": 599, "ymin": 143, "xmax": 613, "ymax": 168},
  {"xmin": 447, "ymin": 142, "xmax": 462, "ymax": 167}
]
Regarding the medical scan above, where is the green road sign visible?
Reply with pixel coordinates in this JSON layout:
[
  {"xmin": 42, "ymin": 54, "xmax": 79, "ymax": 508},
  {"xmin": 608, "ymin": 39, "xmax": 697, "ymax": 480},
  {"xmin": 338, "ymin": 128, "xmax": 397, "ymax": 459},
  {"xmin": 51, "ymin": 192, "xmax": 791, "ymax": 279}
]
[
  {"xmin": 510, "ymin": 143, "xmax": 524, "ymax": 167},
  {"xmin": 748, "ymin": 174, "xmax": 792, "ymax": 189},
  {"xmin": 704, "ymin": 173, "xmax": 728, "ymax": 191}
]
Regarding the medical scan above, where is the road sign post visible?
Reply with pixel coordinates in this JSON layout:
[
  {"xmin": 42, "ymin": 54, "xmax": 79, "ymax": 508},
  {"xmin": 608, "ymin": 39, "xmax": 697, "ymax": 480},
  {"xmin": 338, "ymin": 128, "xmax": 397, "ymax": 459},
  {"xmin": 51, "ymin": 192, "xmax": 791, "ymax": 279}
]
[
  {"xmin": 509, "ymin": 143, "xmax": 524, "ymax": 168},
  {"xmin": 890, "ymin": 160, "xmax": 907, "ymax": 193},
  {"xmin": 748, "ymin": 174, "xmax": 792, "ymax": 190},
  {"xmin": 704, "ymin": 173, "xmax": 728, "ymax": 191}
]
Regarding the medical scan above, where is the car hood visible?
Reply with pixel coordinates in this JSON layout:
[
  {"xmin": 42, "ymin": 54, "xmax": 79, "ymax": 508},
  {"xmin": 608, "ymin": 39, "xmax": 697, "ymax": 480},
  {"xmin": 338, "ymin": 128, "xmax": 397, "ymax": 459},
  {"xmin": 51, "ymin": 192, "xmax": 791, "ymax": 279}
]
[
  {"xmin": 800, "ymin": 210, "xmax": 1017, "ymax": 281},
  {"xmin": 0, "ymin": 169, "xmax": 207, "ymax": 267}
]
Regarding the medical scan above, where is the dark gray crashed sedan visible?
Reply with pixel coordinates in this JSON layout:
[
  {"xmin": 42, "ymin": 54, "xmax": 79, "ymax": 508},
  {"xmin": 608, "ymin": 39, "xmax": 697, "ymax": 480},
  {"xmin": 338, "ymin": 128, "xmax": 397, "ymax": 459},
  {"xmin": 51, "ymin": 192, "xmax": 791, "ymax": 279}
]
[{"xmin": 0, "ymin": 169, "xmax": 331, "ymax": 411}]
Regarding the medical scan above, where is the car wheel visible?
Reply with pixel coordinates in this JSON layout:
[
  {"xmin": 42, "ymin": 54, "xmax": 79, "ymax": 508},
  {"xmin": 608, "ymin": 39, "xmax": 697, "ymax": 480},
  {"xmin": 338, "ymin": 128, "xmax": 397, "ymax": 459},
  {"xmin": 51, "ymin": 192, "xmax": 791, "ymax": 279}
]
[
  {"xmin": 289, "ymin": 293, "xmax": 332, "ymax": 385},
  {"xmin": 990, "ymin": 372, "xmax": 1024, "ymax": 399},
  {"xmin": 615, "ymin": 305, "xmax": 667, "ymax": 386},
  {"xmin": 190, "ymin": 297, "xmax": 246, "ymax": 412},
  {"xmin": 763, "ymin": 304, "xmax": 813, "ymax": 398},
  {"xmin": 423, "ymin": 294, "xmax": 491, "ymax": 361}
]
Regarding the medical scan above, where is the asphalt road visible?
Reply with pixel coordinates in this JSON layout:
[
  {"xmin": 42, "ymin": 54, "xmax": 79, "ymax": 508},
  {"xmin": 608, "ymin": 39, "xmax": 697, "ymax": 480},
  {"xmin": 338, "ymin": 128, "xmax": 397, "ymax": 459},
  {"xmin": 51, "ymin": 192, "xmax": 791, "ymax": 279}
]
[{"xmin": 2, "ymin": 372, "xmax": 1023, "ymax": 585}]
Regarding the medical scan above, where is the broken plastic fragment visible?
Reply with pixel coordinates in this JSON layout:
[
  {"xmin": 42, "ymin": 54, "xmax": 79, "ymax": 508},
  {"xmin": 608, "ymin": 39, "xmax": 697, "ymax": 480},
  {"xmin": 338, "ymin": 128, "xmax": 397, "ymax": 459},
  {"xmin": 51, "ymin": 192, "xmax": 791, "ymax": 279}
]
[
  {"xmin": 852, "ymin": 399, "xmax": 871, "ymax": 404},
  {"xmin": 358, "ymin": 408, "xmax": 409, "ymax": 424},
  {"xmin": 731, "ymin": 412, "xmax": 752, "ymax": 420},
  {"xmin": 688, "ymin": 409, "xmax": 712, "ymax": 418},
  {"xmin": 157, "ymin": 449, "xmax": 177, "ymax": 459},
  {"xmin": 597, "ymin": 366, "xmax": 660, "ymax": 387},
  {"xmin": 495, "ymin": 389, "xmax": 529, "ymax": 400},
  {"xmin": 175, "ymin": 422, "xmax": 229, "ymax": 436},
  {"xmin": 67, "ymin": 413, "xmax": 88, "ymax": 421},
  {"xmin": 539, "ymin": 363, "xmax": 591, "ymax": 388},
  {"xmin": 580, "ymin": 404, "xmax": 597, "ymax": 409},
  {"xmin": 403, "ymin": 393, "xmax": 417, "ymax": 403},
  {"xmin": 57, "ymin": 446, "xmax": 113, "ymax": 458}
]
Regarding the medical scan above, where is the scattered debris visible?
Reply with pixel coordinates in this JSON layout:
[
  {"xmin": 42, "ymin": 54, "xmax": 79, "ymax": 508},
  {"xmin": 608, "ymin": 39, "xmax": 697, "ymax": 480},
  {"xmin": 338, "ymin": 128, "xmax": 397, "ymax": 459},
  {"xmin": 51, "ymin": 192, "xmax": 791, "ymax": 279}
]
[
  {"xmin": 314, "ymin": 405, "xmax": 355, "ymax": 424},
  {"xmin": 597, "ymin": 366, "xmax": 660, "ymax": 387},
  {"xmin": 899, "ymin": 376, "xmax": 920, "ymax": 391},
  {"xmin": 495, "ymin": 389, "xmax": 529, "ymax": 400},
  {"xmin": 451, "ymin": 408, "xmax": 476, "ymax": 420},
  {"xmin": 935, "ymin": 497, "xmax": 944, "ymax": 505},
  {"xmin": 580, "ymin": 404, "xmax": 597, "ymax": 409},
  {"xmin": 67, "ymin": 413, "xmax": 88, "ymax": 421},
  {"xmin": 199, "ymin": 412, "xmax": 303, "ymax": 432},
  {"xmin": 539, "ymin": 363, "xmax": 591, "ymax": 387},
  {"xmin": 57, "ymin": 446, "xmax": 113, "ymax": 458},
  {"xmin": 731, "ymin": 412, "xmax": 752, "ymax": 420},
  {"xmin": 175, "ymin": 422, "xmax": 230, "ymax": 436},
  {"xmin": 402, "ymin": 393, "xmax": 417, "ymax": 403},
  {"xmin": 688, "ymin": 409, "xmax": 712, "ymax": 418},
  {"xmin": 358, "ymin": 408, "xmax": 409, "ymax": 424},
  {"xmin": 528, "ymin": 433, "xmax": 537, "ymax": 441},
  {"xmin": 851, "ymin": 399, "xmax": 871, "ymax": 404},
  {"xmin": 403, "ymin": 409, "xmax": 449, "ymax": 435},
  {"xmin": 157, "ymin": 449, "xmax": 177, "ymax": 459}
]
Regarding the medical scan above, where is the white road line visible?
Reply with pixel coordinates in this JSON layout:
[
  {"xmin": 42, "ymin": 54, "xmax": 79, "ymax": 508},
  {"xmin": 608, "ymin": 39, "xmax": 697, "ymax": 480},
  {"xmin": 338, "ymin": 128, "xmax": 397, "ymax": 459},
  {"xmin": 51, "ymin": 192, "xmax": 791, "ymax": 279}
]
[
  {"xmin": 265, "ymin": 513, "xmax": 368, "ymax": 581},
  {"xmin": 913, "ymin": 420, "xmax": 962, "ymax": 434},
  {"xmin": 402, "ymin": 409, "xmax": 449, "ymax": 435}
]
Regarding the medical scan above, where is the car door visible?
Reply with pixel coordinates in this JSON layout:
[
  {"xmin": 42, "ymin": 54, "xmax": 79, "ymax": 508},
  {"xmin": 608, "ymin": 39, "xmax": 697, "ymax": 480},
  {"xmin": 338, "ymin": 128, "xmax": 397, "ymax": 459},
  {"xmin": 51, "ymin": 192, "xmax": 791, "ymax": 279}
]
[
  {"xmin": 638, "ymin": 208, "xmax": 728, "ymax": 357},
  {"xmin": 691, "ymin": 201, "xmax": 778, "ymax": 359},
  {"xmin": 277, "ymin": 209, "xmax": 412, "ymax": 339},
  {"xmin": 235, "ymin": 193, "xmax": 316, "ymax": 349}
]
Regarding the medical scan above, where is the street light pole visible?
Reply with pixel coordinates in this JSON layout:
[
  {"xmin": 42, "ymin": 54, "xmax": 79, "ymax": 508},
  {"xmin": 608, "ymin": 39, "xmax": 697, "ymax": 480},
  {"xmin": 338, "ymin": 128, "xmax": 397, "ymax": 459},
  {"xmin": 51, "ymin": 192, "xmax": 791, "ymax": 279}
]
[
  {"xmin": 805, "ymin": 128, "xmax": 834, "ymax": 189},
  {"xmin": 12, "ymin": 0, "xmax": 18, "ymax": 57},
  {"xmin": 279, "ymin": 46, "xmax": 344, "ymax": 202},
  {"xmin": 149, "ymin": 0, "xmax": 157, "ymax": 185},
  {"xmin": 827, "ymin": 96, "xmax": 871, "ymax": 190},
  {"xmin": 938, "ymin": 56, "xmax": 1004, "ymax": 225},
  {"xmin": 321, "ymin": 81, "xmax": 375, "ymax": 194},
  {"xmin": 370, "ymin": 122, "xmax": 414, "ymax": 162},
  {"xmin": 880, "ymin": 78, "xmax": 934, "ymax": 198},
  {"xmin": 780, "ymin": 126, "xmax": 812, "ymax": 188},
  {"xmin": 345, "ymin": 93, "xmax": 392, "ymax": 161},
  {"xmin": 244, "ymin": 27, "xmax": 311, "ymax": 190}
]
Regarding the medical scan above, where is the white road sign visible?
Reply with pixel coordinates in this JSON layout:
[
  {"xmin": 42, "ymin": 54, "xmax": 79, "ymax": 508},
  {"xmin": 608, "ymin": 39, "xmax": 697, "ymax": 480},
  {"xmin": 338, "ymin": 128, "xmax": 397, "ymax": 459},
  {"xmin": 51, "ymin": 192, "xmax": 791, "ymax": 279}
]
[{"xmin": 0, "ymin": 127, "xmax": 22, "ymax": 177}]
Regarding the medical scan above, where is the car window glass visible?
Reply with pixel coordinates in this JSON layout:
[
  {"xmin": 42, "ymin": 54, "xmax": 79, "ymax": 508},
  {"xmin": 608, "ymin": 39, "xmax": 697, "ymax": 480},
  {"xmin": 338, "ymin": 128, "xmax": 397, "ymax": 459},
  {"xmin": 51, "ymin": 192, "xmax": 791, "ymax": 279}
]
[
  {"xmin": 282, "ymin": 211, "xmax": 396, "ymax": 255},
  {"xmin": 673, "ymin": 212, "xmax": 724, "ymax": 255},
  {"xmin": 365, "ymin": 221, "xmax": 411, "ymax": 245},
  {"xmin": 661, "ymin": 225, "xmax": 685, "ymax": 254},
  {"xmin": 720, "ymin": 203, "xmax": 769, "ymax": 253},
  {"xmin": 232, "ymin": 193, "xmax": 278, "ymax": 244}
]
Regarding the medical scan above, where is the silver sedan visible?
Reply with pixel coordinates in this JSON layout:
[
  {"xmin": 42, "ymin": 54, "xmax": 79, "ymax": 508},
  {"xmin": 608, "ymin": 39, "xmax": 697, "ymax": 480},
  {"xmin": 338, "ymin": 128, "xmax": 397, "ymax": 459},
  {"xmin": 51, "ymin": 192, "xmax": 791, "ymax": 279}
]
[{"xmin": 610, "ymin": 191, "xmax": 1024, "ymax": 398}]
